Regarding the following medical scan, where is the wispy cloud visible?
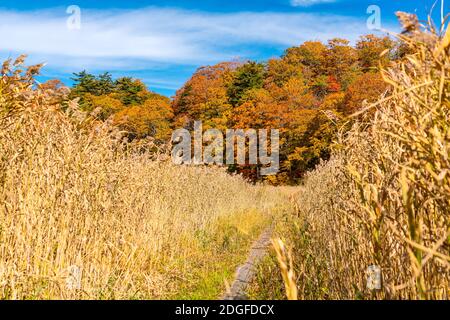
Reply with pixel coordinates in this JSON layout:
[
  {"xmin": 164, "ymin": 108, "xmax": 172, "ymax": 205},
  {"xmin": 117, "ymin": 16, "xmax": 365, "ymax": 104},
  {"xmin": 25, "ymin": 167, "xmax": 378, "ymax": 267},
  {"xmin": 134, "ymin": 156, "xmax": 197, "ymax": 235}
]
[
  {"xmin": 0, "ymin": 7, "xmax": 382, "ymax": 69},
  {"xmin": 0, "ymin": 6, "xmax": 395, "ymax": 92},
  {"xmin": 290, "ymin": 0, "xmax": 337, "ymax": 7}
]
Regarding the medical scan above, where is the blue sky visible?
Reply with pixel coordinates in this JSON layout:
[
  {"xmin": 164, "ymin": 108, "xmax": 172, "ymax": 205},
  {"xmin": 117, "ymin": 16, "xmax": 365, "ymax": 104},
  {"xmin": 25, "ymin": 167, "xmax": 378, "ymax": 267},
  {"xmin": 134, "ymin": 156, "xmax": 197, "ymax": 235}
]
[{"xmin": 0, "ymin": 0, "xmax": 446, "ymax": 96}]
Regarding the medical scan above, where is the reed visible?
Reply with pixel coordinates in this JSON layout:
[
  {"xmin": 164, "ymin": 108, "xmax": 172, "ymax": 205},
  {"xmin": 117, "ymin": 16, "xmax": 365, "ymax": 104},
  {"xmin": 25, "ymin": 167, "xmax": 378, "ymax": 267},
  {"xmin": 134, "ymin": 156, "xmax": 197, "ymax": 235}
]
[
  {"xmin": 260, "ymin": 12, "xmax": 449, "ymax": 300},
  {"xmin": 0, "ymin": 57, "xmax": 284, "ymax": 299}
]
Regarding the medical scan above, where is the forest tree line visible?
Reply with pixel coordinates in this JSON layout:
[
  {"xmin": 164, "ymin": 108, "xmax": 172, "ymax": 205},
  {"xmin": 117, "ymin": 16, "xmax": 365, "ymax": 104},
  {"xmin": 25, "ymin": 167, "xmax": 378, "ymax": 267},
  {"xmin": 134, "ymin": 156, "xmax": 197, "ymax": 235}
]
[{"xmin": 63, "ymin": 34, "xmax": 406, "ymax": 184}]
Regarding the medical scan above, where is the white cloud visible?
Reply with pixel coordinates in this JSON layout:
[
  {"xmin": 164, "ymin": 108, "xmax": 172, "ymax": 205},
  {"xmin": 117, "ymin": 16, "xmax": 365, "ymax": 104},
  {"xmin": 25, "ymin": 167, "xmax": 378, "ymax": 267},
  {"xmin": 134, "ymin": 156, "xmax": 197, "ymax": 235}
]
[
  {"xmin": 291, "ymin": 0, "xmax": 337, "ymax": 7},
  {"xmin": 0, "ymin": 7, "xmax": 391, "ymax": 71}
]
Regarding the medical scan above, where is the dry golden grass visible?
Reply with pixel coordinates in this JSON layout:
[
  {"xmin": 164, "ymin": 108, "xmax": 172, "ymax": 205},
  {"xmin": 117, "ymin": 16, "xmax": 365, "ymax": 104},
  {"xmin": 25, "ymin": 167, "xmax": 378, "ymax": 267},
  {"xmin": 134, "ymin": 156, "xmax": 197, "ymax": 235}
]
[
  {"xmin": 0, "ymin": 57, "xmax": 286, "ymax": 299},
  {"xmin": 256, "ymin": 14, "xmax": 449, "ymax": 300}
]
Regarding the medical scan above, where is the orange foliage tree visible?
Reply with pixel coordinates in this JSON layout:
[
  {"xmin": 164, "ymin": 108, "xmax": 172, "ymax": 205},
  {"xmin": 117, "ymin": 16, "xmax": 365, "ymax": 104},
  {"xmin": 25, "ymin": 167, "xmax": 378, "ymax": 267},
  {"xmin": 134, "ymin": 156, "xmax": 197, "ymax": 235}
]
[
  {"xmin": 66, "ymin": 34, "xmax": 398, "ymax": 183},
  {"xmin": 170, "ymin": 34, "xmax": 398, "ymax": 183},
  {"xmin": 70, "ymin": 72, "xmax": 173, "ymax": 141}
]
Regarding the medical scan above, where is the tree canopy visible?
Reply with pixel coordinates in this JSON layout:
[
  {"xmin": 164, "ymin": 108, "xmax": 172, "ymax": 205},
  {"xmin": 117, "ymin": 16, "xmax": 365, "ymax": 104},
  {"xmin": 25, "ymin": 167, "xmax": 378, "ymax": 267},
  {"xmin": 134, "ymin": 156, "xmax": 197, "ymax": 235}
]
[
  {"xmin": 68, "ymin": 34, "xmax": 396, "ymax": 184},
  {"xmin": 171, "ymin": 34, "xmax": 394, "ymax": 183},
  {"xmin": 70, "ymin": 71, "xmax": 173, "ymax": 142}
]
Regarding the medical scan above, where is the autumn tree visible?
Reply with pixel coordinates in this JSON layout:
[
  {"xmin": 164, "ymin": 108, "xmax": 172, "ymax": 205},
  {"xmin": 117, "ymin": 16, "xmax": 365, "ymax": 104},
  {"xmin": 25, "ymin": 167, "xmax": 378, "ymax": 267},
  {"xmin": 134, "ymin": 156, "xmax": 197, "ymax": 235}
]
[
  {"xmin": 342, "ymin": 72, "xmax": 388, "ymax": 115},
  {"xmin": 170, "ymin": 34, "xmax": 398, "ymax": 183},
  {"xmin": 83, "ymin": 93, "xmax": 124, "ymax": 120},
  {"xmin": 114, "ymin": 95, "xmax": 173, "ymax": 141},
  {"xmin": 172, "ymin": 62, "xmax": 237, "ymax": 130},
  {"xmin": 324, "ymin": 38, "xmax": 358, "ymax": 90},
  {"xmin": 356, "ymin": 34, "xmax": 394, "ymax": 71},
  {"xmin": 287, "ymin": 41, "xmax": 327, "ymax": 84},
  {"xmin": 70, "ymin": 71, "xmax": 173, "ymax": 141}
]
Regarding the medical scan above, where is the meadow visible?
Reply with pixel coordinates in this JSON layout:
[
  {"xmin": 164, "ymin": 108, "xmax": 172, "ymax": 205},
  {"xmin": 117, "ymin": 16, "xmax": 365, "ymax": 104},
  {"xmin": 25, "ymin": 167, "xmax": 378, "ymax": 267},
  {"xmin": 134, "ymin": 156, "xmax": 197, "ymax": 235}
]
[
  {"xmin": 0, "ymin": 10, "xmax": 449, "ymax": 300},
  {"xmin": 250, "ymin": 13, "xmax": 450, "ymax": 300},
  {"xmin": 0, "ymin": 59, "xmax": 292, "ymax": 299}
]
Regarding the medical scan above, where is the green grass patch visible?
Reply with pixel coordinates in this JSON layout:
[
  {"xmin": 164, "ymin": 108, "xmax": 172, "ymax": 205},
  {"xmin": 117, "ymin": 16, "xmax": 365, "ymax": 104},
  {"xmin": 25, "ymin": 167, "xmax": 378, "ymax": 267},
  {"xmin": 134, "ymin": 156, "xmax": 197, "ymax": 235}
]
[{"xmin": 170, "ymin": 209, "xmax": 271, "ymax": 300}]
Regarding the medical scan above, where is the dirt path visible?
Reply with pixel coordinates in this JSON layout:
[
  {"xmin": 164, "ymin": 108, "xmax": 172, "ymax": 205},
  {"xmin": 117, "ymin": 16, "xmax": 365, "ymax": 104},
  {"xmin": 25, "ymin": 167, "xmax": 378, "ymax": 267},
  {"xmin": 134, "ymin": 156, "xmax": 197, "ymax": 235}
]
[
  {"xmin": 222, "ymin": 227, "xmax": 273, "ymax": 300},
  {"xmin": 222, "ymin": 188, "xmax": 300, "ymax": 300}
]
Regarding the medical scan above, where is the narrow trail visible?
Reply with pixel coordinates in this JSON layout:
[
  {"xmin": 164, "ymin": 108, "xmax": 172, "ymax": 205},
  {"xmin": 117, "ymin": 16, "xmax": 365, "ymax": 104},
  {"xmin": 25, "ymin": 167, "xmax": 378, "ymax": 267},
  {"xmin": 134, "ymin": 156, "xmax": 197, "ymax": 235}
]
[
  {"xmin": 222, "ymin": 227, "xmax": 273, "ymax": 300},
  {"xmin": 222, "ymin": 188, "xmax": 301, "ymax": 300}
]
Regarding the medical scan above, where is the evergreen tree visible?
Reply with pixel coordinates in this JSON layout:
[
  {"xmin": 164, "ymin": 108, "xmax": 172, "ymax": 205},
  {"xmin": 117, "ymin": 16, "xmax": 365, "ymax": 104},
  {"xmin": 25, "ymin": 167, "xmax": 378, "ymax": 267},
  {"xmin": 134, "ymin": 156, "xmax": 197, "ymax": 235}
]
[{"xmin": 227, "ymin": 61, "xmax": 265, "ymax": 107}]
